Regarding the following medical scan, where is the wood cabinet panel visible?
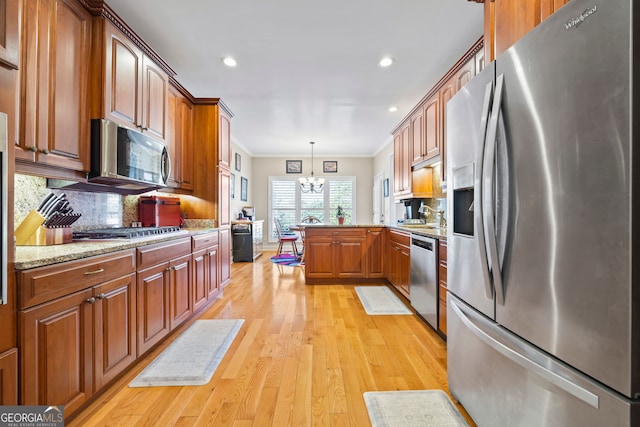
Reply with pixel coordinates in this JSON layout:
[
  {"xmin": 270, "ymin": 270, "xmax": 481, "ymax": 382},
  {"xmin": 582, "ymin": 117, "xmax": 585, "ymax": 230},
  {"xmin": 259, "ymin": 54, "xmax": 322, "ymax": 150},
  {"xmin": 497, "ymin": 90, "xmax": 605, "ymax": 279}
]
[
  {"xmin": 423, "ymin": 93, "xmax": 440, "ymax": 160},
  {"xmin": 136, "ymin": 263, "xmax": 170, "ymax": 355},
  {"xmin": 206, "ymin": 245, "xmax": 220, "ymax": 299},
  {"xmin": 219, "ymin": 111, "xmax": 231, "ymax": 169},
  {"xmin": 166, "ymin": 86, "xmax": 194, "ymax": 190},
  {"xmin": 438, "ymin": 239, "xmax": 448, "ymax": 336},
  {"xmin": 16, "ymin": 0, "xmax": 91, "ymax": 173},
  {"xmin": 410, "ymin": 109, "xmax": 423, "ymax": 165},
  {"xmin": 305, "ymin": 228, "xmax": 374, "ymax": 281},
  {"xmin": 393, "ymin": 122, "xmax": 411, "ymax": 197},
  {"xmin": 20, "ymin": 288, "xmax": 94, "ymax": 413},
  {"xmin": 335, "ymin": 239, "xmax": 366, "ymax": 278},
  {"xmin": 487, "ymin": 0, "xmax": 568, "ymax": 60},
  {"xmin": 141, "ymin": 55, "xmax": 167, "ymax": 141},
  {"xmin": 0, "ymin": 0, "xmax": 19, "ymax": 69},
  {"xmin": 169, "ymin": 253, "xmax": 192, "ymax": 329},
  {"xmin": 0, "ymin": 348, "xmax": 18, "ymax": 405},
  {"xmin": 305, "ymin": 237, "xmax": 335, "ymax": 279},
  {"xmin": 192, "ymin": 249, "xmax": 208, "ymax": 312},
  {"xmin": 103, "ymin": 21, "xmax": 141, "ymax": 130},
  {"xmin": 386, "ymin": 229, "xmax": 411, "ymax": 299},
  {"xmin": 366, "ymin": 228, "xmax": 385, "ymax": 278},
  {"xmin": 219, "ymin": 168, "xmax": 231, "ymax": 227},
  {"xmin": 93, "ymin": 273, "xmax": 137, "ymax": 390},
  {"xmin": 219, "ymin": 227, "xmax": 231, "ymax": 288}
]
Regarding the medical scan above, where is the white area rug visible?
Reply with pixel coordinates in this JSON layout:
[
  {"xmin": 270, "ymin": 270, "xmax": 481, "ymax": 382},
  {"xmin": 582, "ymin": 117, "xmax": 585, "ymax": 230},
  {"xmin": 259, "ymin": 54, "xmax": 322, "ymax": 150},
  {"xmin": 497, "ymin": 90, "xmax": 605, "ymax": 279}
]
[
  {"xmin": 364, "ymin": 390, "xmax": 469, "ymax": 427},
  {"xmin": 129, "ymin": 319, "xmax": 244, "ymax": 387},
  {"xmin": 355, "ymin": 286, "xmax": 412, "ymax": 315}
]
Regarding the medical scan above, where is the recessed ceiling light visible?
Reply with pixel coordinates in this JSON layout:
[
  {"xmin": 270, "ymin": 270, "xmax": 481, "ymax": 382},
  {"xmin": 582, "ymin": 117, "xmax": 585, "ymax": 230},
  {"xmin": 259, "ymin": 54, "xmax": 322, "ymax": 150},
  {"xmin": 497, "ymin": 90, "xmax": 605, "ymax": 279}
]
[
  {"xmin": 379, "ymin": 57, "xmax": 394, "ymax": 67},
  {"xmin": 222, "ymin": 57, "xmax": 237, "ymax": 67},
  {"xmin": 388, "ymin": 106, "xmax": 398, "ymax": 112}
]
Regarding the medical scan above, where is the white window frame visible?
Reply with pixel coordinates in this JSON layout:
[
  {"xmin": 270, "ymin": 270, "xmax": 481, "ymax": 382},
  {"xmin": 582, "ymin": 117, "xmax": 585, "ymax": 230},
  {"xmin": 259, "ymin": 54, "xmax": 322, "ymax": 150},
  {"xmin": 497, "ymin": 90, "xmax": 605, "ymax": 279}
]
[{"xmin": 268, "ymin": 176, "xmax": 357, "ymax": 243}]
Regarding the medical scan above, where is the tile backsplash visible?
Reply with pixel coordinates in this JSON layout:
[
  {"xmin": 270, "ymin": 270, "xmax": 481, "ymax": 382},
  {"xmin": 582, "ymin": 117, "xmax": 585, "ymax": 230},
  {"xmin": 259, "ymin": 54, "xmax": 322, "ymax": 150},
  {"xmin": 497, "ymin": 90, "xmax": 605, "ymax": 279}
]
[{"xmin": 14, "ymin": 174, "xmax": 126, "ymax": 230}]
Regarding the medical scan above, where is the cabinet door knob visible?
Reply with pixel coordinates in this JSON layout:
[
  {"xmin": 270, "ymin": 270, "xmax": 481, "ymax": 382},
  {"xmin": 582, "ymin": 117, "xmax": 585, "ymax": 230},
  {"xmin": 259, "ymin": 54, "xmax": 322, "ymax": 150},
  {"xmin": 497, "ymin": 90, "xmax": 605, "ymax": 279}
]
[
  {"xmin": 96, "ymin": 293, "xmax": 106, "ymax": 300},
  {"xmin": 40, "ymin": 148, "xmax": 50, "ymax": 154},
  {"xmin": 86, "ymin": 297, "xmax": 96, "ymax": 304},
  {"xmin": 28, "ymin": 145, "xmax": 37, "ymax": 152}
]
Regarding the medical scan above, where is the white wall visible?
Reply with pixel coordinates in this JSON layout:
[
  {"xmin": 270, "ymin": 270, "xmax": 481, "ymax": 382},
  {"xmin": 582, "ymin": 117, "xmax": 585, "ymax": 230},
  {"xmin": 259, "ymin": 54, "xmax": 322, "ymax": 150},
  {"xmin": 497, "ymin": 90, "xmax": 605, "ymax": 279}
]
[
  {"xmin": 372, "ymin": 140, "xmax": 400, "ymax": 225},
  {"xmin": 230, "ymin": 144, "xmax": 253, "ymax": 220},
  {"xmin": 251, "ymin": 156, "xmax": 375, "ymax": 228}
]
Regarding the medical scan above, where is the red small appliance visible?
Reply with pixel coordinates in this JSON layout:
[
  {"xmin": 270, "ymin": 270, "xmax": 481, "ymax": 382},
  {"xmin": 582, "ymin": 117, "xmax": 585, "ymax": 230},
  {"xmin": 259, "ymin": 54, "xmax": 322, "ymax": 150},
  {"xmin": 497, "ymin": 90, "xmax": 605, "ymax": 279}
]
[{"xmin": 138, "ymin": 196, "xmax": 182, "ymax": 227}]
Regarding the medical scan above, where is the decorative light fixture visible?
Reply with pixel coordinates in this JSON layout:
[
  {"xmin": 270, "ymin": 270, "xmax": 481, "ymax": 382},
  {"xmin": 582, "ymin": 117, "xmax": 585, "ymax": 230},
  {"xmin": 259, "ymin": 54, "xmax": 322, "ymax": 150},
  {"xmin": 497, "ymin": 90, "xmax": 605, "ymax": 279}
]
[
  {"xmin": 299, "ymin": 141, "xmax": 325, "ymax": 193},
  {"xmin": 388, "ymin": 106, "xmax": 398, "ymax": 112}
]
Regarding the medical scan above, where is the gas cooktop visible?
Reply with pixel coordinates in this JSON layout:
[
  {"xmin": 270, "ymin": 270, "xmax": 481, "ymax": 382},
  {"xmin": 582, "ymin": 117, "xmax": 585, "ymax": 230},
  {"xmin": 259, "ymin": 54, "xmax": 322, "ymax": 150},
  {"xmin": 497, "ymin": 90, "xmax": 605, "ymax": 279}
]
[{"xmin": 73, "ymin": 226, "xmax": 185, "ymax": 240}]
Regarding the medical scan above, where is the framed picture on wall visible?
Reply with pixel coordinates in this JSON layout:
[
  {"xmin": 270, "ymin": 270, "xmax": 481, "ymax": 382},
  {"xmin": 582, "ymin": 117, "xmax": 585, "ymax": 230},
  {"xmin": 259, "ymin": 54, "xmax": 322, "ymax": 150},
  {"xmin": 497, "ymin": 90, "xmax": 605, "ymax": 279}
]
[
  {"xmin": 235, "ymin": 153, "xmax": 241, "ymax": 171},
  {"xmin": 230, "ymin": 173, "xmax": 235, "ymax": 199},
  {"xmin": 241, "ymin": 177, "xmax": 248, "ymax": 201},
  {"xmin": 286, "ymin": 160, "xmax": 302, "ymax": 174},
  {"xmin": 323, "ymin": 161, "xmax": 338, "ymax": 173}
]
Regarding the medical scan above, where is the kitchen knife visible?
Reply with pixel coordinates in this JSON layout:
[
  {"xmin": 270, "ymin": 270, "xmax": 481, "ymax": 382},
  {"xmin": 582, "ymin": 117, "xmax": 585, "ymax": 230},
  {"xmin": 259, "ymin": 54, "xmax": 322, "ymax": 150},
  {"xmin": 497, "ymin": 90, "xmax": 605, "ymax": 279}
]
[
  {"xmin": 39, "ymin": 194, "xmax": 59, "ymax": 216},
  {"xmin": 37, "ymin": 193, "xmax": 55, "ymax": 213}
]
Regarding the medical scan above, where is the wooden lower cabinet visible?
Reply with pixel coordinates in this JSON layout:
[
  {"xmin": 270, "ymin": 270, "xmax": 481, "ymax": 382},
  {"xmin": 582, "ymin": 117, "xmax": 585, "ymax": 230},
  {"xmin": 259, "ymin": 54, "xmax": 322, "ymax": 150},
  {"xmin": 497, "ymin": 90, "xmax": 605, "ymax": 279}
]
[
  {"xmin": 136, "ymin": 262, "xmax": 171, "ymax": 356},
  {"xmin": 438, "ymin": 240, "xmax": 448, "ymax": 336},
  {"xmin": 18, "ymin": 250, "xmax": 137, "ymax": 414},
  {"xmin": 20, "ymin": 288, "xmax": 94, "ymax": 414},
  {"xmin": 192, "ymin": 231, "xmax": 220, "ymax": 313},
  {"xmin": 169, "ymin": 253, "xmax": 193, "ymax": 329},
  {"xmin": 386, "ymin": 229, "xmax": 411, "ymax": 299},
  {"xmin": 366, "ymin": 227, "xmax": 385, "ymax": 278},
  {"xmin": 0, "ymin": 348, "xmax": 18, "ymax": 405},
  {"xmin": 93, "ymin": 274, "xmax": 137, "ymax": 390},
  {"xmin": 16, "ymin": 232, "xmax": 226, "ymax": 417},
  {"xmin": 305, "ymin": 228, "xmax": 368, "ymax": 282}
]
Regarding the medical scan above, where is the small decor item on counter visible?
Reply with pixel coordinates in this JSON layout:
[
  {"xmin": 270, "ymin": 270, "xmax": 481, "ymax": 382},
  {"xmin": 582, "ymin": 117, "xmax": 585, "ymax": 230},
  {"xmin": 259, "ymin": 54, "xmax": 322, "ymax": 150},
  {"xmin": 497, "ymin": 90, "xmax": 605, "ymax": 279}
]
[
  {"xmin": 15, "ymin": 192, "xmax": 81, "ymax": 245},
  {"xmin": 336, "ymin": 205, "xmax": 345, "ymax": 225},
  {"xmin": 139, "ymin": 196, "xmax": 181, "ymax": 227}
]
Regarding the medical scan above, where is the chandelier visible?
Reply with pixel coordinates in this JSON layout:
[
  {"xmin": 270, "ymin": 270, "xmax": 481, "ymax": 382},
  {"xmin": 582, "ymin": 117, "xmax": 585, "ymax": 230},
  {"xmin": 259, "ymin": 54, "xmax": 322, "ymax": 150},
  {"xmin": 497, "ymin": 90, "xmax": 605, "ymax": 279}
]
[{"xmin": 299, "ymin": 141, "xmax": 325, "ymax": 193}]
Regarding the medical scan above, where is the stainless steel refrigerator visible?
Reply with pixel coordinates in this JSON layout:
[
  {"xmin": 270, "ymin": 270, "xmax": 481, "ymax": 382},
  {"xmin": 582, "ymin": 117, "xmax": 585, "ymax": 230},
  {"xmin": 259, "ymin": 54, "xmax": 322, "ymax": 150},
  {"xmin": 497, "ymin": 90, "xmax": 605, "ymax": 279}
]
[{"xmin": 446, "ymin": 0, "xmax": 640, "ymax": 425}]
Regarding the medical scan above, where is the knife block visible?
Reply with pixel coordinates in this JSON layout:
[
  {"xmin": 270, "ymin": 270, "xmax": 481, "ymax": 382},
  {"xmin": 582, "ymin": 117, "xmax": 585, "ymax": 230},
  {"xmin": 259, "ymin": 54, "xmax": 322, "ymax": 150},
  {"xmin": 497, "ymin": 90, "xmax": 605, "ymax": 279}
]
[{"xmin": 15, "ymin": 210, "xmax": 73, "ymax": 246}]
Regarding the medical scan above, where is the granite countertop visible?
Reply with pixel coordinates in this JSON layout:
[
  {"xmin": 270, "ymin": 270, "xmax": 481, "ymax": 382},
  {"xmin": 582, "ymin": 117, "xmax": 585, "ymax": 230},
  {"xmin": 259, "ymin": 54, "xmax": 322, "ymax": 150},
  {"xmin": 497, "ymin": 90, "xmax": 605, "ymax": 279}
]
[
  {"xmin": 14, "ymin": 227, "xmax": 218, "ymax": 270},
  {"xmin": 301, "ymin": 223, "xmax": 448, "ymax": 240}
]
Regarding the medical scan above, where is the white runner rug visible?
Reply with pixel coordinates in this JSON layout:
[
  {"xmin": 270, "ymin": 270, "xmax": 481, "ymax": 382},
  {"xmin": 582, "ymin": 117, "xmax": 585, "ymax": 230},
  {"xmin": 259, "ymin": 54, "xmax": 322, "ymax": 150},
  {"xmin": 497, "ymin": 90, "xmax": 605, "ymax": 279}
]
[
  {"xmin": 355, "ymin": 286, "xmax": 412, "ymax": 315},
  {"xmin": 129, "ymin": 319, "xmax": 244, "ymax": 387},
  {"xmin": 364, "ymin": 390, "xmax": 470, "ymax": 426}
]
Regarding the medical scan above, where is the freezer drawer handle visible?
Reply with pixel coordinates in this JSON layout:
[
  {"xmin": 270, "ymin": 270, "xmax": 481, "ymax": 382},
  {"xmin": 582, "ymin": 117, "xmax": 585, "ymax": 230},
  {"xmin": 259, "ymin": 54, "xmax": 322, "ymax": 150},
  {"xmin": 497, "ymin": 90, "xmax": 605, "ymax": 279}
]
[{"xmin": 450, "ymin": 299, "xmax": 600, "ymax": 409}]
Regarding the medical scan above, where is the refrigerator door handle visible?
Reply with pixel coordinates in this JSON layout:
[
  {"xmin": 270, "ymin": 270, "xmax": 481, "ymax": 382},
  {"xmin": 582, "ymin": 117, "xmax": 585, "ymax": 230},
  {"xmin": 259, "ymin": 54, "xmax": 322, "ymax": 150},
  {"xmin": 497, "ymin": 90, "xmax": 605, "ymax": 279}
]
[
  {"xmin": 475, "ymin": 81, "xmax": 495, "ymax": 299},
  {"xmin": 450, "ymin": 298, "xmax": 600, "ymax": 409},
  {"xmin": 482, "ymin": 74, "xmax": 506, "ymax": 305}
]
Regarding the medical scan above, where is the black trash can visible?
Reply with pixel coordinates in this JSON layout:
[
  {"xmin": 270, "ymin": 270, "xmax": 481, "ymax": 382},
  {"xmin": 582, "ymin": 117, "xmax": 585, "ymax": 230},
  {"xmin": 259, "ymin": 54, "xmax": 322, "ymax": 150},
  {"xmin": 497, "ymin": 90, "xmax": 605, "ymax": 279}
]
[{"xmin": 232, "ymin": 223, "xmax": 253, "ymax": 262}]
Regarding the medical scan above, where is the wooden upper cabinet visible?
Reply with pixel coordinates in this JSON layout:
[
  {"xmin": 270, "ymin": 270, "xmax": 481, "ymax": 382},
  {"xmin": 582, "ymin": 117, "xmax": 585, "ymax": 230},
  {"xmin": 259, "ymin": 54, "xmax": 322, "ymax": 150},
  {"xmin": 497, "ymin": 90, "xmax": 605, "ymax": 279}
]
[
  {"xmin": 393, "ymin": 122, "xmax": 411, "ymax": 197},
  {"xmin": 166, "ymin": 85, "xmax": 194, "ymax": 190},
  {"xmin": 410, "ymin": 109, "xmax": 423, "ymax": 164},
  {"xmin": 219, "ymin": 110, "xmax": 231, "ymax": 168},
  {"xmin": 16, "ymin": 0, "xmax": 91, "ymax": 173},
  {"xmin": 423, "ymin": 93, "xmax": 440, "ymax": 160},
  {"xmin": 485, "ymin": 0, "xmax": 569, "ymax": 61},
  {"xmin": 0, "ymin": 0, "xmax": 19, "ymax": 69},
  {"xmin": 101, "ymin": 21, "xmax": 168, "ymax": 142}
]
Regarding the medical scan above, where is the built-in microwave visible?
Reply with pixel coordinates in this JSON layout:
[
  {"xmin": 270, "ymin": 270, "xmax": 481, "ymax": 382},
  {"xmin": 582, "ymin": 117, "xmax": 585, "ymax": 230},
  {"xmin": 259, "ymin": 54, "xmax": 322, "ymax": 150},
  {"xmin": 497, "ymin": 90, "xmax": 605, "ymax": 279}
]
[{"xmin": 88, "ymin": 119, "xmax": 170, "ymax": 192}]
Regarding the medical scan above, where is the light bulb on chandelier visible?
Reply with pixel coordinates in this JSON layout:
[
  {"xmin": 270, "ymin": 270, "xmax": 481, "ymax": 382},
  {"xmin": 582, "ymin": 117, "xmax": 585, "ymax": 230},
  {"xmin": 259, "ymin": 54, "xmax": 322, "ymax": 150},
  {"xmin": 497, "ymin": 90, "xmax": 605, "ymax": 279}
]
[{"xmin": 299, "ymin": 141, "xmax": 325, "ymax": 193}]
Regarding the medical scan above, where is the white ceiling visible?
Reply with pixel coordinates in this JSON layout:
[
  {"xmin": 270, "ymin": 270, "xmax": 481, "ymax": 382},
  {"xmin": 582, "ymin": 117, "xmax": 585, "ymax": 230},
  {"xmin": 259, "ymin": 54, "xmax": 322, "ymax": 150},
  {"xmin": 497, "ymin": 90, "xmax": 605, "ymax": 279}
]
[{"xmin": 106, "ymin": 0, "xmax": 484, "ymax": 157}]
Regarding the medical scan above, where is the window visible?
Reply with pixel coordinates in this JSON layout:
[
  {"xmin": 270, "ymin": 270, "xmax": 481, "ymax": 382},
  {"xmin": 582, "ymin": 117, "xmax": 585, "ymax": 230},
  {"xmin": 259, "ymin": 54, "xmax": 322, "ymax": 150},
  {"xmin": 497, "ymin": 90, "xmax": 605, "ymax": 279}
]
[{"xmin": 269, "ymin": 176, "xmax": 356, "ymax": 241}]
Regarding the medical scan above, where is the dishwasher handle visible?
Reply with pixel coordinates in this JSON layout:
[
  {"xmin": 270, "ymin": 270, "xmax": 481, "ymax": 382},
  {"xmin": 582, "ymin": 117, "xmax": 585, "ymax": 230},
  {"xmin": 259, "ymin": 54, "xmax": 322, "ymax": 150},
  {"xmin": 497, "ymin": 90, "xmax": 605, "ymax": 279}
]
[{"xmin": 411, "ymin": 238, "xmax": 433, "ymax": 251}]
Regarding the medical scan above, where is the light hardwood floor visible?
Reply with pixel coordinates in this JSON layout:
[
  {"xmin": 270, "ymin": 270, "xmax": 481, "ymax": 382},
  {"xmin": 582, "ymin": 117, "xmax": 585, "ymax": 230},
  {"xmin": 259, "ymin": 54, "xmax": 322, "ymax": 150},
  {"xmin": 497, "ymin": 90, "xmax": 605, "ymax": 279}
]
[{"xmin": 69, "ymin": 251, "xmax": 475, "ymax": 426}]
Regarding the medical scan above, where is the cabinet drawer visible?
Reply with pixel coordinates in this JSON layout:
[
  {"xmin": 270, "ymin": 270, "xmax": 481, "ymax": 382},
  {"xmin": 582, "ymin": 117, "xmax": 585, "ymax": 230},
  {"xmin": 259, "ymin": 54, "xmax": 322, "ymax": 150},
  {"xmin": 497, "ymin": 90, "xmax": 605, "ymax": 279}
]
[
  {"xmin": 192, "ymin": 232, "xmax": 218, "ymax": 251},
  {"xmin": 137, "ymin": 237, "xmax": 191, "ymax": 270},
  {"xmin": 389, "ymin": 229, "xmax": 410, "ymax": 246},
  {"xmin": 18, "ymin": 249, "xmax": 136, "ymax": 309},
  {"xmin": 306, "ymin": 228, "xmax": 366, "ymax": 239}
]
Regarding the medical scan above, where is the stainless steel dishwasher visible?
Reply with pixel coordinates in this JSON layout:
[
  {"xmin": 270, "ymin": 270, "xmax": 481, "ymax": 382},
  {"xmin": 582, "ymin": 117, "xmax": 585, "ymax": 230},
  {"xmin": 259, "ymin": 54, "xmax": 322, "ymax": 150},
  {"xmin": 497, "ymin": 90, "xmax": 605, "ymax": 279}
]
[{"xmin": 410, "ymin": 234, "xmax": 437, "ymax": 330}]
